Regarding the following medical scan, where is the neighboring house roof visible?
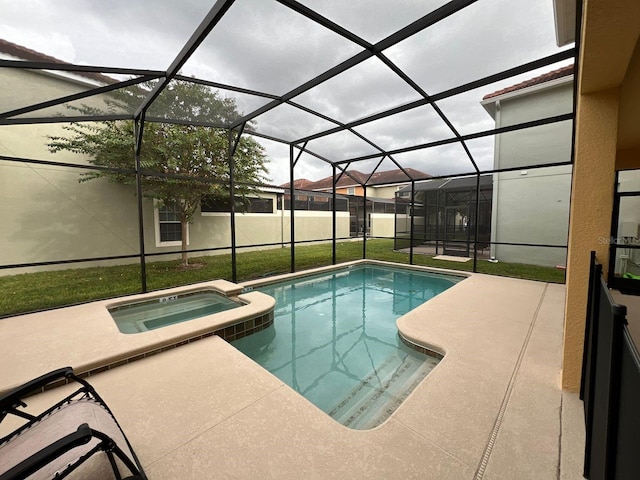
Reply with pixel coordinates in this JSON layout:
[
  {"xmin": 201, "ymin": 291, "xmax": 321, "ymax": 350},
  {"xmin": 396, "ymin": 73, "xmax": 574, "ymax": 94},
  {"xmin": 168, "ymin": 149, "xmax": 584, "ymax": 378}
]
[
  {"xmin": 290, "ymin": 168, "xmax": 431, "ymax": 191},
  {"xmin": 0, "ymin": 38, "xmax": 114, "ymax": 85},
  {"xmin": 482, "ymin": 64, "xmax": 574, "ymax": 101},
  {"xmin": 280, "ymin": 178, "xmax": 316, "ymax": 190}
]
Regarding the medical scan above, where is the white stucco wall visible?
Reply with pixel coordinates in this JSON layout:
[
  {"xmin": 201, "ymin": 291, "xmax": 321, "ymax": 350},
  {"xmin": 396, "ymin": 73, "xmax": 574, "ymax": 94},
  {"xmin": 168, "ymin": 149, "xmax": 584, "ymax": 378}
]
[
  {"xmin": 488, "ymin": 78, "xmax": 574, "ymax": 267},
  {"xmin": 491, "ymin": 166, "xmax": 572, "ymax": 266}
]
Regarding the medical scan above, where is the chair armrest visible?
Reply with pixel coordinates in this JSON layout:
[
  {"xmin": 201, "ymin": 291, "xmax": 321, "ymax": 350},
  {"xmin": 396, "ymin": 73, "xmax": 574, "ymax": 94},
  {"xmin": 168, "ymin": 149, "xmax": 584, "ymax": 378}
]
[
  {"xmin": 0, "ymin": 423, "xmax": 92, "ymax": 480},
  {"xmin": 0, "ymin": 367, "xmax": 75, "ymax": 412}
]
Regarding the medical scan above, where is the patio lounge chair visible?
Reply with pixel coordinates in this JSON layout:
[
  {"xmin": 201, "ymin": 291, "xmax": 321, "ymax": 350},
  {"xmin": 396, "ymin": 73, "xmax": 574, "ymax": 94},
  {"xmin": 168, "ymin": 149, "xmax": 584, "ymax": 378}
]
[{"xmin": 0, "ymin": 367, "xmax": 146, "ymax": 480}]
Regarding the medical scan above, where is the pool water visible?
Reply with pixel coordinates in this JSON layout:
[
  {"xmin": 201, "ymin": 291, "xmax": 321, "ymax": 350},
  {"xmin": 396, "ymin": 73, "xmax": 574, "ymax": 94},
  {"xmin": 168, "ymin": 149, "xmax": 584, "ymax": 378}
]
[
  {"xmin": 232, "ymin": 265, "xmax": 459, "ymax": 429},
  {"xmin": 109, "ymin": 291, "xmax": 242, "ymax": 334}
]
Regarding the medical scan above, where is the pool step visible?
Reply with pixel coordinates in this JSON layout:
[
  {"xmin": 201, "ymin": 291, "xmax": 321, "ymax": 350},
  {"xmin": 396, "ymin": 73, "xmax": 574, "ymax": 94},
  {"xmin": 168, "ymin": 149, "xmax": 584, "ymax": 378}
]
[
  {"xmin": 353, "ymin": 362, "xmax": 434, "ymax": 430},
  {"xmin": 328, "ymin": 353, "xmax": 437, "ymax": 429}
]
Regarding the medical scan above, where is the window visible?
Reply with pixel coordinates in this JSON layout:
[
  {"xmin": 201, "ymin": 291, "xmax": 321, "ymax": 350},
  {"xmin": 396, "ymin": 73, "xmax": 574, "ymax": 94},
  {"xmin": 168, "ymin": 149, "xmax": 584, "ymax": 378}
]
[
  {"xmin": 246, "ymin": 197, "xmax": 274, "ymax": 213},
  {"xmin": 371, "ymin": 201, "xmax": 396, "ymax": 214},
  {"xmin": 283, "ymin": 193, "xmax": 349, "ymax": 211},
  {"xmin": 347, "ymin": 187, "xmax": 355, "ymax": 195},
  {"xmin": 201, "ymin": 195, "xmax": 274, "ymax": 214},
  {"xmin": 201, "ymin": 196, "xmax": 231, "ymax": 212},
  {"xmin": 157, "ymin": 203, "xmax": 182, "ymax": 243}
]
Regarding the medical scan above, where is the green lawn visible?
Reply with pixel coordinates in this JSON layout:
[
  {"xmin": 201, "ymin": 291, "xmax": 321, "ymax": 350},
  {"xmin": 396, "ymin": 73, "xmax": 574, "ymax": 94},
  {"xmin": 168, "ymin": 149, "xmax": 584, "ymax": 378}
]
[{"xmin": 0, "ymin": 239, "xmax": 565, "ymax": 318}]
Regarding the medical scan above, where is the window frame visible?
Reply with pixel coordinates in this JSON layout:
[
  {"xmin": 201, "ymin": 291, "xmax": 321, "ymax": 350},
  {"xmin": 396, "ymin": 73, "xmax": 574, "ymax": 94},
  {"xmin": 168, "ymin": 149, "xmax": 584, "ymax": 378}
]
[{"xmin": 154, "ymin": 201, "xmax": 188, "ymax": 247}]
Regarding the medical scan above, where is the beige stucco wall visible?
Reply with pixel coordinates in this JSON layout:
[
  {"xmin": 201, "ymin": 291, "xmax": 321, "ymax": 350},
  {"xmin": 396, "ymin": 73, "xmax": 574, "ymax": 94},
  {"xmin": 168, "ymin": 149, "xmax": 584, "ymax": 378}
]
[
  {"xmin": 0, "ymin": 155, "xmax": 350, "ymax": 273},
  {"xmin": 369, "ymin": 213, "xmax": 396, "ymax": 238},
  {"xmin": 0, "ymin": 161, "xmax": 141, "ymax": 270},
  {"xmin": 562, "ymin": 0, "xmax": 640, "ymax": 391},
  {"xmin": 281, "ymin": 210, "xmax": 350, "ymax": 242},
  {"xmin": 0, "ymin": 68, "xmax": 348, "ymax": 275},
  {"xmin": 563, "ymin": 88, "xmax": 619, "ymax": 392},
  {"xmin": 370, "ymin": 185, "xmax": 400, "ymax": 199},
  {"xmin": 0, "ymin": 67, "xmax": 108, "ymax": 116}
]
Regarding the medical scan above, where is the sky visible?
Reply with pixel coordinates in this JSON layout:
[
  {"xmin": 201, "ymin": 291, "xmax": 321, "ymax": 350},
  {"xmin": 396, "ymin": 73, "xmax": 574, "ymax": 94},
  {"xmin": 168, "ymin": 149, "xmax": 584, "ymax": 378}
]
[{"xmin": 0, "ymin": 0, "xmax": 573, "ymax": 185}]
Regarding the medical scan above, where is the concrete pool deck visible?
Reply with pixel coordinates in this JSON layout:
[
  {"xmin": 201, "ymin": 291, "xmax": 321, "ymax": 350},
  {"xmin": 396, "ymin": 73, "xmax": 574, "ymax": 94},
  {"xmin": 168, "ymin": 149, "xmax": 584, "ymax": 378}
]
[
  {"xmin": 0, "ymin": 269, "xmax": 585, "ymax": 479},
  {"xmin": 0, "ymin": 279, "xmax": 275, "ymax": 394}
]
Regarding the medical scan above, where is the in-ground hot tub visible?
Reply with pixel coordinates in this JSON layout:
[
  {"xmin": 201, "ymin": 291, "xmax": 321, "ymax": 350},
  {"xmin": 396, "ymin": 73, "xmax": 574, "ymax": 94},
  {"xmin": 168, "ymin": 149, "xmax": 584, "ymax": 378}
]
[{"xmin": 109, "ymin": 290, "xmax": 245, "ymax": 334}]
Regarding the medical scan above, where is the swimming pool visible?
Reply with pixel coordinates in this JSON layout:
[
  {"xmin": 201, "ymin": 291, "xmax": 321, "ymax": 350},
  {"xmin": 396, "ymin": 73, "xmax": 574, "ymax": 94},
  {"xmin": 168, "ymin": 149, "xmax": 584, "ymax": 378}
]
[{"xmin": 232, "ymin": 264, "xmax": 460, "ymax": 429}]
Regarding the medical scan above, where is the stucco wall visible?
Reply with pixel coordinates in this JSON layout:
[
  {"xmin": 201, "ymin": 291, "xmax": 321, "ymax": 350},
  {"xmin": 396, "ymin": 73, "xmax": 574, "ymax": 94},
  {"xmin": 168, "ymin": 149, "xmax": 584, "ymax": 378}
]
[
  {"xmin": 369, "ymin": 213, "xmax": 396, "ymax": 237},
  {"xmin": 370, "ymin": 185, "xmax": 400, "ymax": 199},
  {"xmin": 492, "ymin": 166, "xmax": 572, "ymax": 267},
  {"xmin": 0, "ymin": 69, "xmax": 349, "ymax": 275},
  {"xmin": 490, "ymin": 80, "xmax": 573, "ymax": 266},
  {"xmin": 0, "ymin": 162, "xmax": 141, "ymax": 270},
  {"xmin": 0, "ymin": 67, "xmax": 145, "ymax": 273},
  {"xmin": 564, "ymin": 88, "xmax": 619, "ymax": 392},
  {"xmin": 0, "ymin": 68, "xmax": 107, "ymax": 116},
  {"xmin": 281, "ymin": 210, "xmax": 350, "ymax": 242},
  {"xmin": 563, "ymin": 0, "xmax": 640, "ymax": 392},
  {"xmin": 0, "ymin": 157, "xmax": 351, "ymax": 274}
]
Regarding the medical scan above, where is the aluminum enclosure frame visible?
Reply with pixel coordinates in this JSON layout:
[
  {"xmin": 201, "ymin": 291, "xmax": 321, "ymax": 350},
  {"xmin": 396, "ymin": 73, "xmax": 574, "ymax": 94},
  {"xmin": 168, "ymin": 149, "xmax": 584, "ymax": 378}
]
[{"xmin": 0, "ymin": 0, "xmax": 580, "ymax": 297}]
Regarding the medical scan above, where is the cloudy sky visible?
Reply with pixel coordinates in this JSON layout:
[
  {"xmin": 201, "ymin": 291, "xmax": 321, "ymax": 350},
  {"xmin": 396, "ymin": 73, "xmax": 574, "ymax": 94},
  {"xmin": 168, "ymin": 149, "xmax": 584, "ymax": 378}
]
[{"xmin": 0, "ymin": 0, "xmax": 573, "ymax": 185}]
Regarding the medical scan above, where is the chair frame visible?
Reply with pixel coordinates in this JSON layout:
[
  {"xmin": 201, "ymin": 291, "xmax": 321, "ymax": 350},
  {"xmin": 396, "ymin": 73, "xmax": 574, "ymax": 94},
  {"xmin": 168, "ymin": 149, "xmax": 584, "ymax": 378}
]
[{"xmin": 0, "ymin": 367, "xmax": 147, "ymax": 480}]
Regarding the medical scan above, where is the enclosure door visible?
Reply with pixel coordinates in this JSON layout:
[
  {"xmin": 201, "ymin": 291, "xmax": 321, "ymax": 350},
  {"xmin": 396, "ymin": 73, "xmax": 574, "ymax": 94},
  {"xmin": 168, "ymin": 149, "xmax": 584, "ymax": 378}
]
[{"xmin": 443, "ymin": 206, "xmax": 470, "ymax": 257}]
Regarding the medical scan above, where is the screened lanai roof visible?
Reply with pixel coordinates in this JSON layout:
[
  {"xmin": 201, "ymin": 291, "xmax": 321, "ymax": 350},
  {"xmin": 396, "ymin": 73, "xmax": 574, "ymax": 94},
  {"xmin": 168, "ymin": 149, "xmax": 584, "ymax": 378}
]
[
  {"xmin": 397, "ymin": 175, "xmax": 492, "ymax": 194},
  {"xmin": 0, "ymin": 0, "xmax": 576, "ymax": 186}
]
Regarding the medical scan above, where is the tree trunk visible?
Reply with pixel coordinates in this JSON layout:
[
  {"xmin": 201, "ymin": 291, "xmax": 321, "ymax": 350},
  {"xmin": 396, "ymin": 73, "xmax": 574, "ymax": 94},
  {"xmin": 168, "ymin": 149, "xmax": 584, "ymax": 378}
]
[{"xmin": 181, "ymin": 219, "xmax": 189, "ymax": 267}]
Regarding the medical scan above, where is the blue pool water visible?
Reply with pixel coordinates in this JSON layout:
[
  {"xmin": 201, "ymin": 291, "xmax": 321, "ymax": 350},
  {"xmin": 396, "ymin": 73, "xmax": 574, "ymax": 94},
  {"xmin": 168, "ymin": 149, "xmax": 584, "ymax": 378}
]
[{"xmin": 232, "ymin": 265, "xmax": 459, "ymax": 429}]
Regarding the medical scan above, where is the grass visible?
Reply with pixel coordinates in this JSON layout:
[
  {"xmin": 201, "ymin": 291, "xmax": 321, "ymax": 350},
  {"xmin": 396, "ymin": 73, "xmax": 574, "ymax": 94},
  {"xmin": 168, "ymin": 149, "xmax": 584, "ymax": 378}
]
[{"xmin": 0, "ymin": 239, "xmax": 565, "ymax": 318}]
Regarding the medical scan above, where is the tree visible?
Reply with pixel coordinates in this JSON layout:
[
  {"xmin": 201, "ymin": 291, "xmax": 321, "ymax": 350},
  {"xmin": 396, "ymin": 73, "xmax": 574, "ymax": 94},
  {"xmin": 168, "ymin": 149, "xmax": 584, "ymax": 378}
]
[{"xmin": 48, "ymin": 80, "xmax": 269, "ymax": 267}]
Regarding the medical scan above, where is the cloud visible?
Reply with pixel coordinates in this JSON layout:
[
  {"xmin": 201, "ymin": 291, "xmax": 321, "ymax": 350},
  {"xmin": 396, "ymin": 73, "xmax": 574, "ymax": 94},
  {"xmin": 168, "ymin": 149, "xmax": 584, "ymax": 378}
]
[
  {"xmin": 352, "ymin": 104, "xmax": 453, "ymax": 151},
  {"xmin": 1, "ymin": 25, "xmax": 76, "ymax": 63},
  {"xmin": 296, "ymin": 0, "xmax": 449, "ymax": 43},
  {"xmin": 291, "ymin": 56, "xmax": 423, "ymax": 124},
  {"xmin": 181, "ymin": 0, "xmax": 361, "ymax": 95},
  {"xmin": 383, "ymin": 0, "xmax": 561, "ymax": 95},
  {"xmin": 250, "ymin": 103, "xmax": 337, "ymax": 142},
  {"xmin": 0, "ymin": 0, "xmax": 212, "ymax": 68}
]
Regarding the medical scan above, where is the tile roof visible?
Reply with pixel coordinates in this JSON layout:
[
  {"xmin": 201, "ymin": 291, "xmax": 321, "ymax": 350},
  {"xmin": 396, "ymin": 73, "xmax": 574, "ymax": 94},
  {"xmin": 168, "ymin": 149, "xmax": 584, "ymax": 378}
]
[
  {"xmin": 0, "ymin": 38, "xmax": 115, "ymax": 85},
  {"xmin": 482, "ymin": 64, "xmax": 574, "ymax": 100},
  {"xmin": 279, "ymin": 178, "xmax": 316, "ymax": 189},
  {"xmin": 282, "ymin": 168, "xmax": 431, "ymax": 190}
]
